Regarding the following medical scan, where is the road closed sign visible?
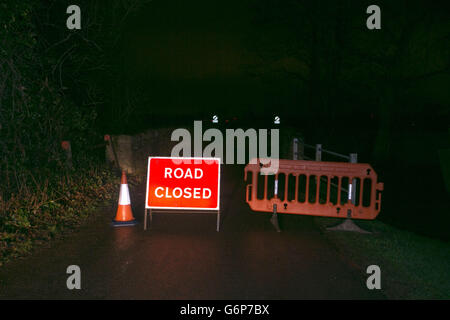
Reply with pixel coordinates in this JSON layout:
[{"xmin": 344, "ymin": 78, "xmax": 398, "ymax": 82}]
[{"xmin": 145, "ymin": 157, "xmax": 220, "ymax": 210}]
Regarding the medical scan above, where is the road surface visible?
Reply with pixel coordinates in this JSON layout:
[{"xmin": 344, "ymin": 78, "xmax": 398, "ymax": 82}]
[{"xmin": 0, "ymin": 165, "xmax": 384, "ymax": 299}]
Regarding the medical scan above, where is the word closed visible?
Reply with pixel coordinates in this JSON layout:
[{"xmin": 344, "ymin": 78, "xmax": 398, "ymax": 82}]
[{"xmin": 146, "ymin": 157, "xmax": 220, "ymax": 210}]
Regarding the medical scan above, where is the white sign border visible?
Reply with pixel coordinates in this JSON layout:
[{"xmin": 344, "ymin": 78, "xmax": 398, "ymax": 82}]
[{"xmin": 145, "ymin": 156, "xmax": 221, "ymax": 211}]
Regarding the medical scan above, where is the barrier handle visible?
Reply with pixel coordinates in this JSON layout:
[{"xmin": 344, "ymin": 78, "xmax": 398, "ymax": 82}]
[
  {"xmin": 375, "ymin": 182, "xmax": 384, "ymax": 212},
  {"xmin": 246, "ymin": 184, "xmax": 252, "ymax": 203}
]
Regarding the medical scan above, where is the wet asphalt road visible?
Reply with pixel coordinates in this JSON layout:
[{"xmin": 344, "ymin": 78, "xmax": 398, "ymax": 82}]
[{"xmin": 0, "ymin": 165, "xmax": 384, "ymax": 299}]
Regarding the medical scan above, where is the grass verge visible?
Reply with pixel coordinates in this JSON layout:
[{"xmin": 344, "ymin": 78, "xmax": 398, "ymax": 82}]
[
  {"xmin": 0, "ymin": 165, "xmax": 116, "ymax": 267},
  {"xmin": 315, "ymin": 217, "xmax": 450, "ymax": 299}
]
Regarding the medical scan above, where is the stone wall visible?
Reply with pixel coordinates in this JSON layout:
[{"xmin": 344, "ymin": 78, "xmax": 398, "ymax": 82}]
[{"xmin": 106, "ymin": 127, "xmax": 178, "ymax": 177}]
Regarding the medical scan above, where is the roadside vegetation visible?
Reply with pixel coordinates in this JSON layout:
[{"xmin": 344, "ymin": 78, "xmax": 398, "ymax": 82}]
[
  {"xmin": 0, "ymin": 1, "xmax": 145, "ymax": 266},
  {"xmin": 315, "ymin": 217, "xmax": 450, "ymax": 299}
]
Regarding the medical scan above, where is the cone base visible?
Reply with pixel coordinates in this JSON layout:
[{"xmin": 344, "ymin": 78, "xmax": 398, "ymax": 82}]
[{"xmin": 111, "ymin": 219, "xmax": 138, "ymax": 227}]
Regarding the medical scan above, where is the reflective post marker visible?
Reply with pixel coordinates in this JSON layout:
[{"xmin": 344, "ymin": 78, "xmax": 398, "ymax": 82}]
[{"xmin": 349, "ymin": 153, "xmax": 358, "ymax": 205}]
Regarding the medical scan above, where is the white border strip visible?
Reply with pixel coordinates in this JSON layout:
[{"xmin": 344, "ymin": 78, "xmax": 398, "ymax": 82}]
[{"xmin": 145, "ymin": 157, "xmax": 221, "ymax": 211}]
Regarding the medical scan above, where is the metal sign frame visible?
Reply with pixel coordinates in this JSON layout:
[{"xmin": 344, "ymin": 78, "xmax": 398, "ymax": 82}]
[{"xmin": 144, "ymin": 156, "xmax": 221, "ymax": 231}]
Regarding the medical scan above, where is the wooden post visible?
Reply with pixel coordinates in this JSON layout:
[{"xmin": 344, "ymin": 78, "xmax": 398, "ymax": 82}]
[
  {"xmin": 315, "ymin": 144, "xmax": 322, "ymax": 161},
  {"xmin": 61, "ymin": 141, "xmax": 72, "ymax": 168}
]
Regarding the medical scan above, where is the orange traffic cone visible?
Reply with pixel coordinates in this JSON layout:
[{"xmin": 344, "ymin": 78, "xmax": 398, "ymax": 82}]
[{"xmin": 112, "ymin": 171, "xmax": 137, "ymax": 226}]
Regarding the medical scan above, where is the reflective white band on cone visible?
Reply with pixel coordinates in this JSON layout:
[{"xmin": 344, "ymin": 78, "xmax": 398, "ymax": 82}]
[{"xmin": 119, "ymin": 184, "xmax": 131, "ymax": 205}]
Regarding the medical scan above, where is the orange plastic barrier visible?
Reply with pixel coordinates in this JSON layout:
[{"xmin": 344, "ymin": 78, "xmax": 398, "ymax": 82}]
[{"xmin": 244, "ymin": 158, "xmax": 384, "ymax": 220}]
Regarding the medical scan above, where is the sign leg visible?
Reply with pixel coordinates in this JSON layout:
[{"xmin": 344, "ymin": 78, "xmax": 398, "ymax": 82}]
[
  {"xmin": 144, "ymin": 208, "xmax": 147, "ymax": 230},
  {"xmin": 216, "ymin": 210, "xmax": 220, "ymax": 232}
]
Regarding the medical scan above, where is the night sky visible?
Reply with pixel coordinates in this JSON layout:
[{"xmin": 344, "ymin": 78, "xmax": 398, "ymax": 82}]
[
  {"xmin": 115, "ymin": 0, "xmax": 449, "ymax": 126},
  {"xmin": 120, "ymin": 0, "xmax": 283, "ymax": 121}
]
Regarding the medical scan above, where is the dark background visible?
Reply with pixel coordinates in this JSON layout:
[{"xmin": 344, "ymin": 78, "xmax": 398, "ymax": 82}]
[
  {"xmin": 1, "ymin": 0, "xmax": 449, "ymax": 239},
  {"xmin": 109, "ymin": 0, "xmax": 450, "ymax": 240}
]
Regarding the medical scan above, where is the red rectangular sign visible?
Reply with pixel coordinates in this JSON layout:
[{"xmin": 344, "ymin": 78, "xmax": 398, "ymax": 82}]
[{"xmin": 145, "ymin": 157, "xmax": 220, "ymax": 210}]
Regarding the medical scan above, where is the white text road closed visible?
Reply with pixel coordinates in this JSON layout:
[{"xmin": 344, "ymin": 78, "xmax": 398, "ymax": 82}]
[{"xmin": 154, "ymin": 187, "xmax": 211, "ymax": 199}]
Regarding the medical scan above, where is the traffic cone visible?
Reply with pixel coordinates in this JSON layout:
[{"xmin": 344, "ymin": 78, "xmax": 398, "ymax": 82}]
[{"xmin": 112, "ymin": 171, "xmax": 137, "ymax": 227}]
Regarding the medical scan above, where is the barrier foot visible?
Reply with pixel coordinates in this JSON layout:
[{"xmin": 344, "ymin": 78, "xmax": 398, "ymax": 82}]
[
  {"xmin": 326, "ymin": 218, "xmax": 371, "ymax": 234},
  {"xmin": 112, "ymin": 219, "xmax": 138, "ymax": 227},
  {"xmin": 270, "ymin": 204, "xmax": 281, "ymax": 233}
]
